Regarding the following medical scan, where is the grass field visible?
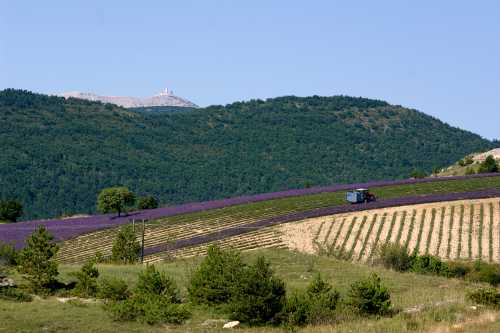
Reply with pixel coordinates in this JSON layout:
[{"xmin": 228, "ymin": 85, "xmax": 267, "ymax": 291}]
[
  {"xmin": 2, "ymin": 249, "xmax": 500, "ymax": 332},
  {"xmin": 56, "ymin": 176, "xmax": 500, "ymax": 264}
]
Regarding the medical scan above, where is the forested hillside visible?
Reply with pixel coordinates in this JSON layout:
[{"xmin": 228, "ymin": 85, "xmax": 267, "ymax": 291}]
[{"xmin": 0, "ymin": 89, "xmax": 494, "ymax": 219}]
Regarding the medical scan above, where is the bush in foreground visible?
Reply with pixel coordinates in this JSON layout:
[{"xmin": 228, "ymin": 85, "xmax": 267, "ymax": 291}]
[
  {"xmin": 467, "ymin": 287, "xmax": 500, "ymax": 308},
  {"xmin": 376, "ymin": 243, "xmax": 413, "ymax": 272},
  {"xmin": 71, "ymin": 260, "xmax": 99, "ymax": 297},
  {"xmin": 228, "ymin": 256, "xmax": 286, "ymax": 325},
  {"xmin": 98, "ymin": 277, "xmax": 130, "ymax": 301},
  {"xmin": 281, "ymin": 273, "xmax": 341, "ymax": 326},
  {"xmin": 0, "ymin": 287, "xmax": 33, "ymax": 302},
  {"xmin": 0, "ymin": 241, "xmax": 17, "ymax": 266},
  {"xmin": 188, "ymin": 245, "xmax": 245, "ymax": 305},
  {"xmin": 348, "ymin": 273, "xmax": 392, "ymax": 316},
  {"xmin": 16, "ymin": 225, "xmax": 59, "ymax": 293},
  {"xmin": 105, "ymin": 265, "xmax": 190, "ymax": 325}
]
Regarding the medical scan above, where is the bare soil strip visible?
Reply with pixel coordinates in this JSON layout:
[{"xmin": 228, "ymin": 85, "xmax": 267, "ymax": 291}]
[
  {"xmin": 461, "ymin": 204, "xmax": 472, "ymax": 259},
  {"xmin": 488, "ymin": 202, "xmax": 494, "ymax": 261},
  {"xmin": 353, "ymin": 216, "xmax": 371, "ymax": 257},
  {"xmin": 431, "ymin": 207, "xmax": 444, "ymax": 256},
  {"xmin": 437, "ymin": 206, "xmax": 450, "ymax": 258},
  {"xmin": 419, "ymin": 208, "xmax": 434, "ymax": 255},
  {"xmin": 367, "ymin": 213, "xmax": 387, "ymax": 260},
  {"xmin": 329, "ymin": 218, "xmax": 346, "ymax": 248},
  {"xmin": 407, "ymin": 209, "xmax": 423, "ymax": 254},
  {"xmin": 393, "ymin": 211, "xmax": 406, "ymax": 244},
  {"xmin": 469, "ymin": 203, "xmax": 480, "ymax": 259},
  {"xmin": 358, "ymin": 214, "xmax": 378, "ymax": 260},
  {"xmin": 348, "ymin": 216, "xmax": 368, "ymax": 259},
  {"xmin": 322, "ymin": 218, "xmax": 335, "ymax": 244},
  {"xmin": 494, "ymin": 202, "xmax": 500, "ymax": 262},
  {"xmin": 339, "ymin": 217, "xmax": 357, "ymax": 253},
  {"xmin": 479, "ymin": 203, "xmax": 487, "ymax": 259},
  {"xmin": 449, "ymin": 205, "xmax": 461, "ymax": 260},
  {"xmin": 344, "ymin": 217, "xmax": 363, "ymax": 257},
  {"xmin": 384, "ymin": 211, "xmax": 398, "ymax": 243}
]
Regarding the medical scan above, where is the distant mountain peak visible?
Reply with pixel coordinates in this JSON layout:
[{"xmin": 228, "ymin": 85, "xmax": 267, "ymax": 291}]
[{"xmin": 58, "ymin": 89, "xmax": 197, "ymax": 108}]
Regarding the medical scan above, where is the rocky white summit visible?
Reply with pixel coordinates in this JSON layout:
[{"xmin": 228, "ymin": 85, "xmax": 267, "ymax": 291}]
[{"xmin": 58, "ymin": 88, "xmax": 197, "ymax": 108}]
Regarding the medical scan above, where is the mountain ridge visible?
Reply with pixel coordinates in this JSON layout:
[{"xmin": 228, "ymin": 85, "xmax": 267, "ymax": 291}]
[
  {"xmin": 0, "ymin": 89, "xmax": 494, "ymax": 219},
  {"xmin": 57, "ymin": 88, "xmax": 197, "ymax": 108}
]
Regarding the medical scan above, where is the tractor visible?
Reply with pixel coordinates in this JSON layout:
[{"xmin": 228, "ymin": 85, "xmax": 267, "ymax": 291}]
[{"xmin": 346, "ymin": 188, "xmax": 376, "ymax": 204}]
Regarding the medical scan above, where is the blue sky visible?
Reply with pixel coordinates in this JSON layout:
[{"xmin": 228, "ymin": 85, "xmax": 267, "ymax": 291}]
[{"xmin": 1, "ymin": 0, "xmax": 499, "ymax": 139}]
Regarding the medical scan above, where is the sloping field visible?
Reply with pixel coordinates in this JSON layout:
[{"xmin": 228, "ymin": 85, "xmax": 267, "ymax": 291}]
[
  {"xmin": 281, "ymin": 197, "xmax": 500, "ymax": 262},
  {"xmin": 56, "ymin": 187, "xmax": 500, "ymax": 264},
  {"xmin": 144, "ymin": 197, "xmax": 500, "ymax": 265},
  {"xmin": 2, "ymin": 173, "xmax": 500, "ymax": 251}
]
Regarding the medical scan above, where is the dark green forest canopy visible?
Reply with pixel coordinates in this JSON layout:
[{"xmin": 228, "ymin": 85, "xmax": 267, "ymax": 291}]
[{"xmin": 0, "ymin": 89, "xmax": 494, "ymax": 220}]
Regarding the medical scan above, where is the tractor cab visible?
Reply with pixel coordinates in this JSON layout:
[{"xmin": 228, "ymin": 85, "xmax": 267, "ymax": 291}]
[{"xmin": 346, "ymin": 188, "xmax": 376, "ymax": 204}]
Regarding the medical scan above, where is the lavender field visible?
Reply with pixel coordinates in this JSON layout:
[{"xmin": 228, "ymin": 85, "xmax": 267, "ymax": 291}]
[{"xmin": 1, "ymin": 173, "xmax": 499, "ymax": 251}]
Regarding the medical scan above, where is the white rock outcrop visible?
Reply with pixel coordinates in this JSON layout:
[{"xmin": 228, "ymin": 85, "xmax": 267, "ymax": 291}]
[{"xmin": 57, "ymin": 88, "xmax": 197, "ymax": 108}]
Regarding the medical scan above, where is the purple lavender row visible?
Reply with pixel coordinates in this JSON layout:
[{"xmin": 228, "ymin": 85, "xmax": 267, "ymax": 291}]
[
  {"xmin": 143, "ymin": 187, "xmax": 500, "ymax": 256},
  {"xmin": 1, "ymin": 172, "xmax": 499, "ymax": 249}
]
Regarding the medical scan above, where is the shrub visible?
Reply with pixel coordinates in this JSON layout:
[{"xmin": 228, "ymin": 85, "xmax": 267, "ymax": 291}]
[
  {"xmin": 467, "ymin": 287, "xmax": 500, "ymax": 308},
  {"xmin": 71, "ymin": 260, "xmax": 99, "ymax": 297},
  {"xmin": 111, "ymin": 225, "xmax": 140, "ymax": 264},
  {"xmin": 280, "ymin": 274, "xmax": 342, "ymax": 327},
  {"xmin": 467, "ymin": 261, "xmax": 500, "ymax": 286},
  {"xmin": 97, "ymin": 187, "xmax": 135, "ymax": 217},
  {"xmin": 445, "ymin": 261, "xmax": 472, "ymax": 278},
  {"xmin": 478, "ymin": 155, "xmax": 498, "ymax": 174},
  {"xmin": 411, "ymin": 255, "xmax": 447, "ymax": 275},
  {"xmin": 348, "ymin": 273, "xmax": 392, "ymax": 316},
  {"xmin": 0, "ymin": 241, "xmax": 17, "ymax": 266},
  {"xmin": 138, "ymin": 297, "xmax": 190, "ymax": 325},
  {"xmin": 0, "ymin": 287, "xmax": 33, "ymax": 302},
  {"xmin": 410, "ymin": 170, "xmax": 426, "ymax": 179},
  {"xmin": 137, "ymin": 196, "xmax": 159, "ymax": 210},
  {"xmin": 305, "ymin": 274, "xmax": 341, "ymax": 324},
  {"xmin": 135, "ymin": 265, "xmax": 180, "ymax": 303},
  {"xmin": 228, "ymin": 256, "xmax": 286, "ymax": 325},
  {"xmin": 188, "ymin": 246, "xmax": 245, "ymax": 305},
  {"xmin": 106, "ymin": 299, "xmax": 139, "ymax": 321},
  {"xmin": 105, "ymin": 265, "xmax": 190, "ymax": 325},
  {"xmin": 465, "ymin": 167, "xmax": 476, "ymax": 175},
  {"xmin": 16, "ymin": 225, "xmax": 59, "ymax": 293},
  {"xmin": 0, "ymin": 200, "xmax": 23, "ymax": 222},
  {"xmin": 98, "ymin": 277, "xmax": 130, "ymax": 301},
  {"xmin": 376, "ymin": 242, "xmax": 413, "ymax": 272}
]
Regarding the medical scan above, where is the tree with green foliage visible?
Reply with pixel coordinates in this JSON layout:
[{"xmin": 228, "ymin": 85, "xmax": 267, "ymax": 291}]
[
  {"xmin": 137, "ymin": 196, "xmax": 159, "ymax": 210},
  {"xmin": 0, "ymin": 241, "xmax": 17, "ymax": 267},
  {"xmin": 348, "ymin": 273, "xmax": 391, "ymax": 315},
  {"xmin": 71, "ymin": 259, "xmax": 99, "ymax": 297},
  {"xmin": 0, "ymin": 200, "xmax": 23, "ymax": 222},
  {"xmin": 111, "ymin": 225, "xmax": 140, "ymax": 264},
  {"xmin": 97, "ymin": 187, "xmax": 135, "ymax": 217},
  {"xmin": 105, "ymin": 265, "xmax": 190, "ymax": 325},
  {"xmin": 228, "ymin": 256, "xmax": 287, "ymax": 325},
  {"xmin": 478, "ymin": 155, "xmax": 499, "ymax": 173},
  {"xmin": 16, "ymin": 226, "xmax": 59, "ymax": 293},
  {"xmin": 188, "ymin": 245, "xmax": 245, "ymax": 305},
  {"xmin": 410, "ymin": 169, "xmax": 426, "ymax": 179}
]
